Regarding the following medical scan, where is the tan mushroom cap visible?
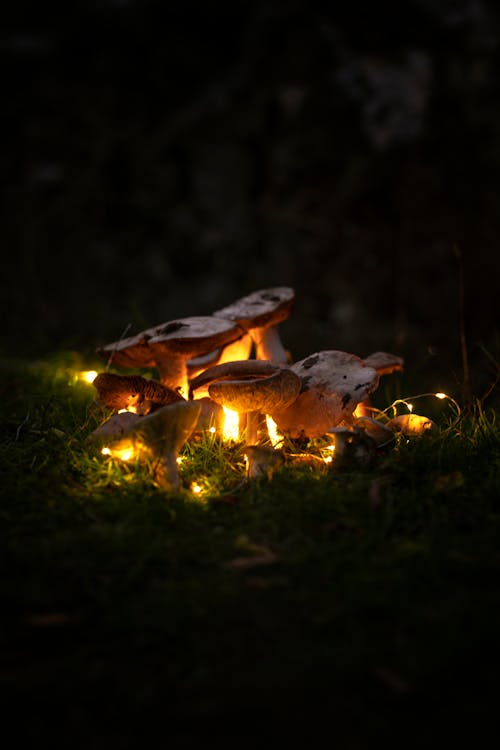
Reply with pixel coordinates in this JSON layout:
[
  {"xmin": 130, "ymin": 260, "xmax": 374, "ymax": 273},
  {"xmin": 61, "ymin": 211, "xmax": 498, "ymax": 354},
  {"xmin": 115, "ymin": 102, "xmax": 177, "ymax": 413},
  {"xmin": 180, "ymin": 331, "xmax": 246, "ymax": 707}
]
[
  {"xmin": 271, "ymin": 350, "xmax": 380, "ymax": 439},
  {"xmin": 213, "ymin": 286, "xmax": 295, "ymax": 330},
  {"xmin": 92, "ymin": 372, "xmax": 185, "ymax": 414},
  {"xmin": 213, "ymin": 286, "xmax": 295, "ymax": 363},
  {"xmin": 189, "ymin": 359, "xmax": 301, "ymax": 413},
  {"xmin": 208, "ymin": 366, "xmax": 302, "ymax": 414},
  {"xmin": 96, "ymin": 316, "xmax": 245, "ymax": 370},
  {"xmin": 363, "ymin": 351, "xmax": 404, "ymax": 376}
]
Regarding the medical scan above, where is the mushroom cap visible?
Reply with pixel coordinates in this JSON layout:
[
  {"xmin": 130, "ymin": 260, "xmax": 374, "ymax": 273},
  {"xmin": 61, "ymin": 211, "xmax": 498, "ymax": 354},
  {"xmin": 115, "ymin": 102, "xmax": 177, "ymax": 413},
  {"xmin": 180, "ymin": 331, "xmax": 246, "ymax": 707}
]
[
  {"xmin": 96, "ymin": 316, "xmax": 244, "ymax": 369},
  {"xmin": 213, "ymin": 286, "xmax": 295, "ymax": 330},
  {"xmin": 92, "ymin": 372, "xmax": 185, "ymax": 413},
  {"xmin": 363, "ymin": 351, "xmax": 404, "ymax": 376},
  {"xmin": 271, "ymin": 350, "xmax": 380, "ymax": 438},
  {"xmin": 189, "ymin": 359, "xmax": 301, "ymax": 414},
  {"xmin": 386, "ymin": 413, "xmax": 438, "ymax": 436}
]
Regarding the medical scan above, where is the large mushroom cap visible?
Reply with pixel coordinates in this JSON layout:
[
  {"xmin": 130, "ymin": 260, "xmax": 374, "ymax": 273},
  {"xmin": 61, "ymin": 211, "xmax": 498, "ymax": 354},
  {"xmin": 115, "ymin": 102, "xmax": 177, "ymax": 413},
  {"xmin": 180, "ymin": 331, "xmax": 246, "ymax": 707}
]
[
  {"xmin": 213, "ymin": 287, "xmax": 295, "ymax": 330},
  {"xmin": 189, "ymin": 359, "xmax": 301, "ymax": 414},
  {"xmin": 96, "ymin": 316, "xmax": 244, "ymax": 370},
  {"xmin": 271, "ymin": 350, "xmax": 380, "ymax": 439},
  {"xmin": 208, "ymin": 366, "xmax": 301, "ymax": 414}
]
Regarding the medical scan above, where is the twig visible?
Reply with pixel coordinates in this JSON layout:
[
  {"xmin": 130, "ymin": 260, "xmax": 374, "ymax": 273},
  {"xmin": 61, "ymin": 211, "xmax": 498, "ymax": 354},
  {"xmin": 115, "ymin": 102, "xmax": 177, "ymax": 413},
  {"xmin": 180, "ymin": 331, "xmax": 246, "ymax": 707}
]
[
  {"xmin": 15, "ymin": 412, "xmax": 30, "ymax": 442},
  {"xmin": 453, "ymin": 244, "xmax": 471, "ymax": 401},
  {"xmin": 106, "ymin": 323, "xmax": 132, "ymax": 370}
]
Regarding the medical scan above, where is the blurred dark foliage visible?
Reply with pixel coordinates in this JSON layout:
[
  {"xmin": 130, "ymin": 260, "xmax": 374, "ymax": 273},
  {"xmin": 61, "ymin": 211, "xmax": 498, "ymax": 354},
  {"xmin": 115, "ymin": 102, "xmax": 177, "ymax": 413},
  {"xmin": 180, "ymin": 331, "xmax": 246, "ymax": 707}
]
[{"xmin": 2, "ymin": 0, "xmax": 499, "ymax": 399}]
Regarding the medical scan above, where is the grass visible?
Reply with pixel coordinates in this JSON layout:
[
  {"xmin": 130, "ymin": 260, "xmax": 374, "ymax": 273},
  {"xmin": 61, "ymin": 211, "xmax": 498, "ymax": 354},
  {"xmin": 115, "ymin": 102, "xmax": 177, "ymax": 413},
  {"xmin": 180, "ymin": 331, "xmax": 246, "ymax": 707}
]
[{"xmin": 1, "ymin": 352, "xmax": 499, "ymax": 747}]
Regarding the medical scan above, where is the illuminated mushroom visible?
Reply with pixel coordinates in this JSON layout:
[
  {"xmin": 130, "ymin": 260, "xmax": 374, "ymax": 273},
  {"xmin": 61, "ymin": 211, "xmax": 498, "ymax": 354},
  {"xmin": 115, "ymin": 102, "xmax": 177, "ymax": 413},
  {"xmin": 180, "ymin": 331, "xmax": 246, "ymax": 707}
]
[
  {"xmin": 92, "ymin": 372, "xmax": 185, "ymax": 414},
  {"xmin": 212, "ymin": 286, "xmax": 295, "ymax": 363},
  {"xmin": 102, "ymin": 400, "xmax": 202, "ymax": 492},
  {"xmin": 87, "ymin": 411, "xmax": 142, "ymax": 445},
  {"xmin": 188, "ymin": 359, "xmax": 302, "ymax": 444},
  {"xmin": 386, "ymin": 413, "xmax": 438, "ymax": 437},
  {"xmin": 96, "ymin": 316, "xmax": 244, "ymax": 398},
  {"xmin": 270, "ymin": 350, "xmax": 380, "ymax": 439}
]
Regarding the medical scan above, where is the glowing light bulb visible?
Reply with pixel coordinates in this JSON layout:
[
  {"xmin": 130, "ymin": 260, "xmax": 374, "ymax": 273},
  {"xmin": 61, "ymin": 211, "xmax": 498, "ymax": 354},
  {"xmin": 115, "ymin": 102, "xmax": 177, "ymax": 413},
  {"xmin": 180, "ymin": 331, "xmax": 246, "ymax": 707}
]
[
  {"xmin": 323, "ymin": 444, "xmax": 335, "ymax": 464},
  {"xmin": 80, "ymin": 370, "xmax": 98, "ymax": 384},
  {"xmin": 191, "ymin": 482, "xmax": 202, "ymax": 494},
  {"xmin": 435, "ymin": 392, "xmax": 447, "ymax": 399}
]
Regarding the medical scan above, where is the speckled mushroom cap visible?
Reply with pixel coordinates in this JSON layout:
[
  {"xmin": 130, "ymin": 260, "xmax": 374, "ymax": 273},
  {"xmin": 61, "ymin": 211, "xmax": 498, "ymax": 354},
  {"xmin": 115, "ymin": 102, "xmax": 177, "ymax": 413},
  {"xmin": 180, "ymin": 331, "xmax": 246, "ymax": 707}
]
[
  {"xmin": 213, "ymin": 287, "xmax": 295, "ymax": 330},
  {"xmin": 96, "ymin": 316, "xmax": 245, "ymax": 369},
  {"xmin": 270, "ymin": 350, "xmax": 380, "ymax": 439}
]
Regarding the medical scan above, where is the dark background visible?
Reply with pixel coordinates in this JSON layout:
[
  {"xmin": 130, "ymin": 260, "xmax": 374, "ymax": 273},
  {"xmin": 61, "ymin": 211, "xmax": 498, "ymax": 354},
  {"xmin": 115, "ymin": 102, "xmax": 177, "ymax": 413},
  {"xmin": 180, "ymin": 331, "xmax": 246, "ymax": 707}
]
[{"xmin": 2, "ymin": 0, "xmax": 499, "ymax": 400}]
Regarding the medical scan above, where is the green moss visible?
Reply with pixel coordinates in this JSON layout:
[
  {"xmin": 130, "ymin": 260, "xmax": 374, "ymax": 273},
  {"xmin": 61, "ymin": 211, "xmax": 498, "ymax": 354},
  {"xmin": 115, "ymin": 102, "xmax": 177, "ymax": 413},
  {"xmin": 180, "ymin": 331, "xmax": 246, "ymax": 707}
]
[{"xmin": 1, "ymin": 356, "xmax": 499, "ymax": 744}]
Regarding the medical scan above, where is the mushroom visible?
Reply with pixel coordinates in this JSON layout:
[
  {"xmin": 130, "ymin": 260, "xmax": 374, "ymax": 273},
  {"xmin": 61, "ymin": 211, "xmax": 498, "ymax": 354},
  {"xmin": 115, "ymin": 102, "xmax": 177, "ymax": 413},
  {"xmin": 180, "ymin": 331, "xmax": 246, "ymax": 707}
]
[
  {"xmin": 188, "ymin": 359, "xmax": 302, "ymax": 445},
  {"xmin": 102, "ymin": 400, "xmax": 202, "ymax": 492},
  {"xmin": 270, "ymin": 350, "xmax": 380, "ymax": 439},
  {"xmin": 326, "ymin": 425, "xmax": 378, "ymax": 470},
  {"xmin": 96, "ymin": 316, "xmax": 244, "ymax": 398},
  {"xmin": 212, "ymin": 286, "xmax": 295, "ymax": 363},
  {"xmin": 362, "ymin": 351, "xmax": 404, "ymax": 376},
  {"xmin": 187, "ymin": 334, "xmax": 253, "ymax": 380},
  {"xmin": 244, "ymin": 445, "xmax": 284, "ymax": 481},
  {"xmin": 386, "ymin": 413, "xmax": 438, "ymax": 437},
  {"xmin": 87, "ymin": 411, "xmax": 142, "ymax": 445},
  {"xmin": 92, "ymin": 372, "xmax": 185, "ymax": 414}
]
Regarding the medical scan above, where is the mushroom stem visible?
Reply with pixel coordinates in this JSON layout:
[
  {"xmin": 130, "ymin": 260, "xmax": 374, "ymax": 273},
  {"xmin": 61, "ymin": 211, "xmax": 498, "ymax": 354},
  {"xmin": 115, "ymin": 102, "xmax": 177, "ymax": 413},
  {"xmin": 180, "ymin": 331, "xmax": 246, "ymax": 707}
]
[
  {"xmin": 251, "ymin": 326, "xmax": 288, "ymax": 363},
  {"xmin": 155, "ymin": 451, "xmax": 182, "ymax": 492},
  {"xmin": 156, "ymin": 353, "xmax": 189, "ymax": 398},
  {"xmin": 245, "ymin": 411, "xmax": 261, "ymax": 445}
]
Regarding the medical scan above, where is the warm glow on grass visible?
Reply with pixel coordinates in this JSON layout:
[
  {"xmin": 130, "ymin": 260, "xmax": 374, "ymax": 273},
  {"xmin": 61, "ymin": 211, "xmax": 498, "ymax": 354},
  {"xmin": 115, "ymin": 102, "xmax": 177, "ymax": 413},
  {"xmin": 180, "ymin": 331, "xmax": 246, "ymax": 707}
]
[
  {"xmin": 322, "ymin": 444, "xmax": 335, "ymax": 464},
  {"xmin": 101, "ymin": 442, "xmax": 135, "ymax": 461},
  {"xmin": 80, "ymin": 370, "xmax": 98, "ymax": 384}
]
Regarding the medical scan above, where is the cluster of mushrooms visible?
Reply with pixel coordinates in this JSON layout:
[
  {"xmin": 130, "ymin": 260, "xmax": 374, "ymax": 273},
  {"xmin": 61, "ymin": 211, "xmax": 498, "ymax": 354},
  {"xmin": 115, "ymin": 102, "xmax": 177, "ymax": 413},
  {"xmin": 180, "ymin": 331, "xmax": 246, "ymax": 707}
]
[{"xmin": 88, "ymin": 286, "xmax": 436, "ymax": 491}]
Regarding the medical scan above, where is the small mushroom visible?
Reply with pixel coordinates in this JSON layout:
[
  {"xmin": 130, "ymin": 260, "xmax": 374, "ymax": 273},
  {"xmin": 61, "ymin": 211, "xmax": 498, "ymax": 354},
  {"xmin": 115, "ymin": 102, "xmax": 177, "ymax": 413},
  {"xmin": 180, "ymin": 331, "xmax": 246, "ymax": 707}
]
[
  {"xmin": 102, "ymin": 400, "xmax": 202, "ymax": 492},
  {"xmin": 244, "ymin": 445, "xmax": 284, "ymax": 481},
  {"xmin": 270, "ymin": 350, "xmax": 380, "ymax": 439},
  {"xmin": 386, "ymin": 413, "xmax": 438, "ymax": 437},
  {"xmin": 96, "ymin": 316, "xmax": 245, "ymax": 398},
  {"xmin": 87, "ymin": 411, "xmax": 142, "ymax": 445},
  {"xmin": 326, "ymin": 425, "xmax": 378, "ymax": 470},
  {"xmin": 92, "ymin": 372, "xmax": 185, "ymax": 414},
  {"xmin": 213, "ymin": 286, "xmax": 295, "ymax": 363},
  {"xmin": 189, "ymin": 359, "xmax": 301, "ymax": 444}
]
